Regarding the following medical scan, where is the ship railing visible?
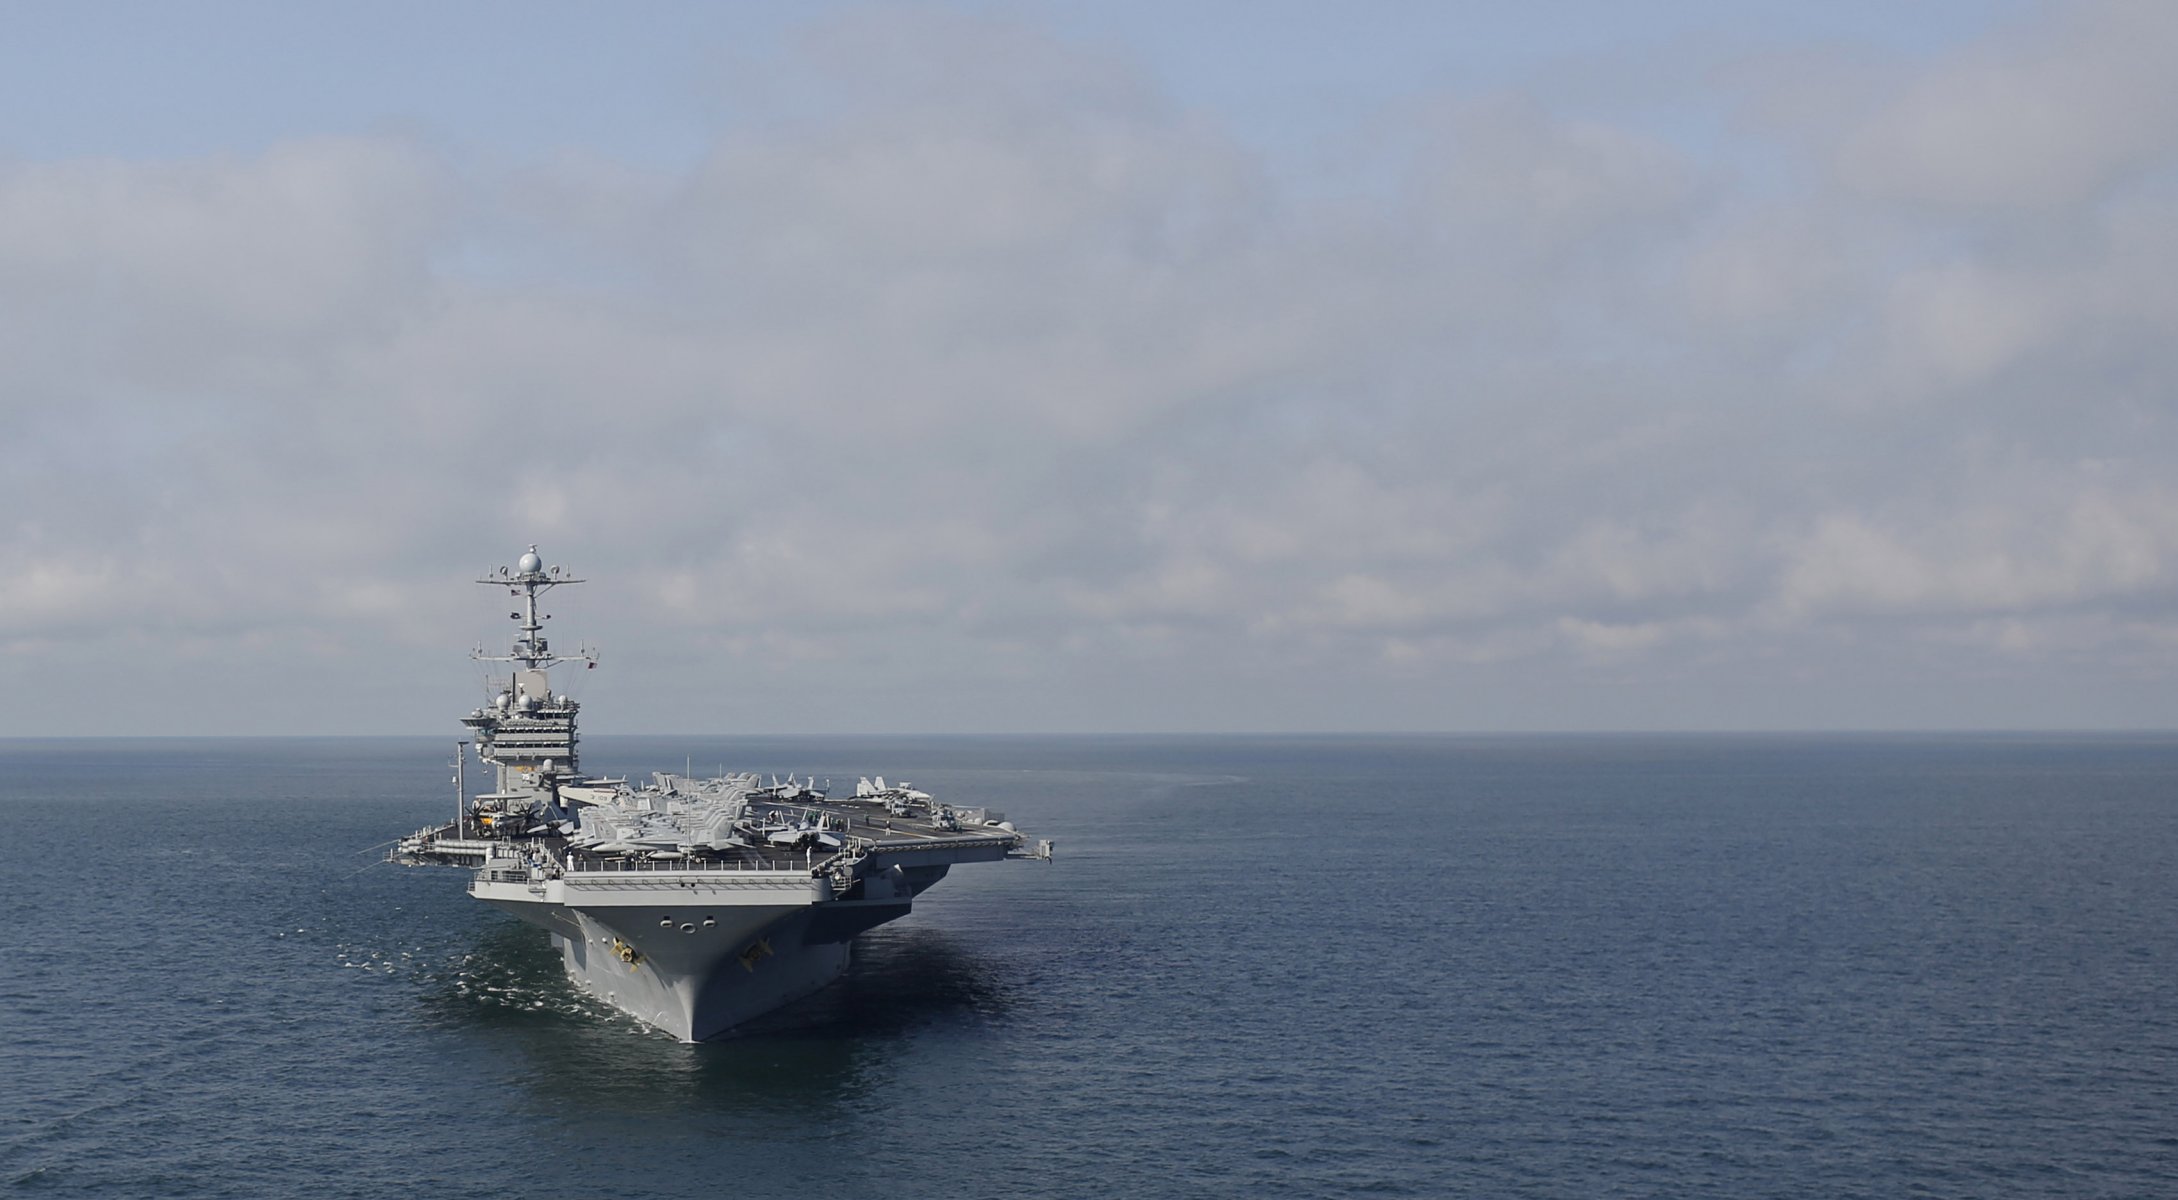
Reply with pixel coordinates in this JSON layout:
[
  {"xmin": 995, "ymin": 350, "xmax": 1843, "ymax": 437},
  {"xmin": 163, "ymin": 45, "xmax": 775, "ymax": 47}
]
[{"xmin": 557, "ymin": 853, "xmax": 809, "ymax": 875}]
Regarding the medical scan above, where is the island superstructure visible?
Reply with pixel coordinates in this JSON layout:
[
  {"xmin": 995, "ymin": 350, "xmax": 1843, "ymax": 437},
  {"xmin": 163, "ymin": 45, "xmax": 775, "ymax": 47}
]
[{"xmin": 394, "ymin": 546, "xmax": 1051, "ymax": 1041}]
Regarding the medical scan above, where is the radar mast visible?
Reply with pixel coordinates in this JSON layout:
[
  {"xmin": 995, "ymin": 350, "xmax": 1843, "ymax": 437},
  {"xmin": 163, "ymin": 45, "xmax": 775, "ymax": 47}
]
[
  {"xmin": 474, "ymin": 544, "xmax": 593, "ymax": 671},
  {"xmin": 463, "ymin": 545, "xmax": 595, "ymax": 800}
]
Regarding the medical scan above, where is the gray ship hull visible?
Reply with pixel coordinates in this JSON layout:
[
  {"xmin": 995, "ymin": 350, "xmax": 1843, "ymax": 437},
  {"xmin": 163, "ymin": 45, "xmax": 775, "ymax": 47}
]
[{"xmin": 473, "ymin": 863, "xmax": 935, "ymax": 1041}]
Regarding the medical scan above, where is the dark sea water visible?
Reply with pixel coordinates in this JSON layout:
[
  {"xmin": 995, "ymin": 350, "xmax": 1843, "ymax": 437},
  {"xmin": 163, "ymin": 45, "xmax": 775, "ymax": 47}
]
[{"xmin": 2, "ymin": 733, "xmax": 2174, "ymax": 1198}]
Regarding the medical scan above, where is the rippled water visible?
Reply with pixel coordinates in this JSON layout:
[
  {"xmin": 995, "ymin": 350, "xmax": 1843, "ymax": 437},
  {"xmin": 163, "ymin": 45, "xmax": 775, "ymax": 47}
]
[{"xmin": 2, "ymin": 734, "xmax": 2174, "ymax": 1197}]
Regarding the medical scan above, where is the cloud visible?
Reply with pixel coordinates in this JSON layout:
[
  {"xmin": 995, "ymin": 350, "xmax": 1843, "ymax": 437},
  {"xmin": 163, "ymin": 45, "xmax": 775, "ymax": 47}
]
[
  {"xmin": 1774, "ymin": 479, "xmax": 2178, "ymax": 620},
  {"xmin": 3, "ymin": 4, "xmax": 2178, "ymax": 733},
  {"xmin": 0, "ymin": 137, "xmax": 444, "ymax": 392},
  {"xmin": 1834, "ymin": 0, "xmax": 2178, "ymax": 210}
]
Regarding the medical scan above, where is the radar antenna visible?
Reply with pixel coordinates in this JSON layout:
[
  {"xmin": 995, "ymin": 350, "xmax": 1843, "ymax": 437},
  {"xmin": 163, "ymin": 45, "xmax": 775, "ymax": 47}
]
[{"xmin": 474, "ymin": 545, "xmax": 597, "ymax": 671}]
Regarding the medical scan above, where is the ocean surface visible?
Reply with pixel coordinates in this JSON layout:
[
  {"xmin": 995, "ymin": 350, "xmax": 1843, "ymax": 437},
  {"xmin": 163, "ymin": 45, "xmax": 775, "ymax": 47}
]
[{"xmin": 1, "ymin": 733, "xmax": 2174, "ymax": 1198}]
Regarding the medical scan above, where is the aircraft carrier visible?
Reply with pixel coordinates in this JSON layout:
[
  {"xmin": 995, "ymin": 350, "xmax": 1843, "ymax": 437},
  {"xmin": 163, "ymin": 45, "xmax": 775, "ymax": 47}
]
[{"xmin": 393, "ymin": 546, "xmax": 1051, "ymax": 1041}]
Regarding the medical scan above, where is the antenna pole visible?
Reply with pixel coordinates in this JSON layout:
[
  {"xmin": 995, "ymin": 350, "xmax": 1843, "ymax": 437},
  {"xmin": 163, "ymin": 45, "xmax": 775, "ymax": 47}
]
[
  {"xmin": 473, "ymin": 546, "xmax": 592, "ymax": 671},
  {"xmin": 455, "ymin": 740, "xmax": 469, "ymax": 835}
]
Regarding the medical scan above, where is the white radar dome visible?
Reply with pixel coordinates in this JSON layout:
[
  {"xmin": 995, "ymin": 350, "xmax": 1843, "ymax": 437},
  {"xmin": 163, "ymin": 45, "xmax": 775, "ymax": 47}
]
[{"xmin": 518, "ymin": 549, "xmax": 543, "ymax": 574}]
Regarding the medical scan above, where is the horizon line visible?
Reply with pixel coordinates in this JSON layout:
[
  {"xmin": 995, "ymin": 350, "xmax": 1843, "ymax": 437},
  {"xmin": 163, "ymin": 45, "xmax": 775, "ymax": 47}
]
[{"xmin": 2, "ymin": 728, "xmax": 2174, "ymax": 741}]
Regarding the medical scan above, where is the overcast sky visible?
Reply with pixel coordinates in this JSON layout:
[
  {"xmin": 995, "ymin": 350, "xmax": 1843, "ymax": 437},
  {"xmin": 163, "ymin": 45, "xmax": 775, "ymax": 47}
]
[{"xmin": 3, "ymin": 0, "xmax": 2175, "ymax": 735}]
